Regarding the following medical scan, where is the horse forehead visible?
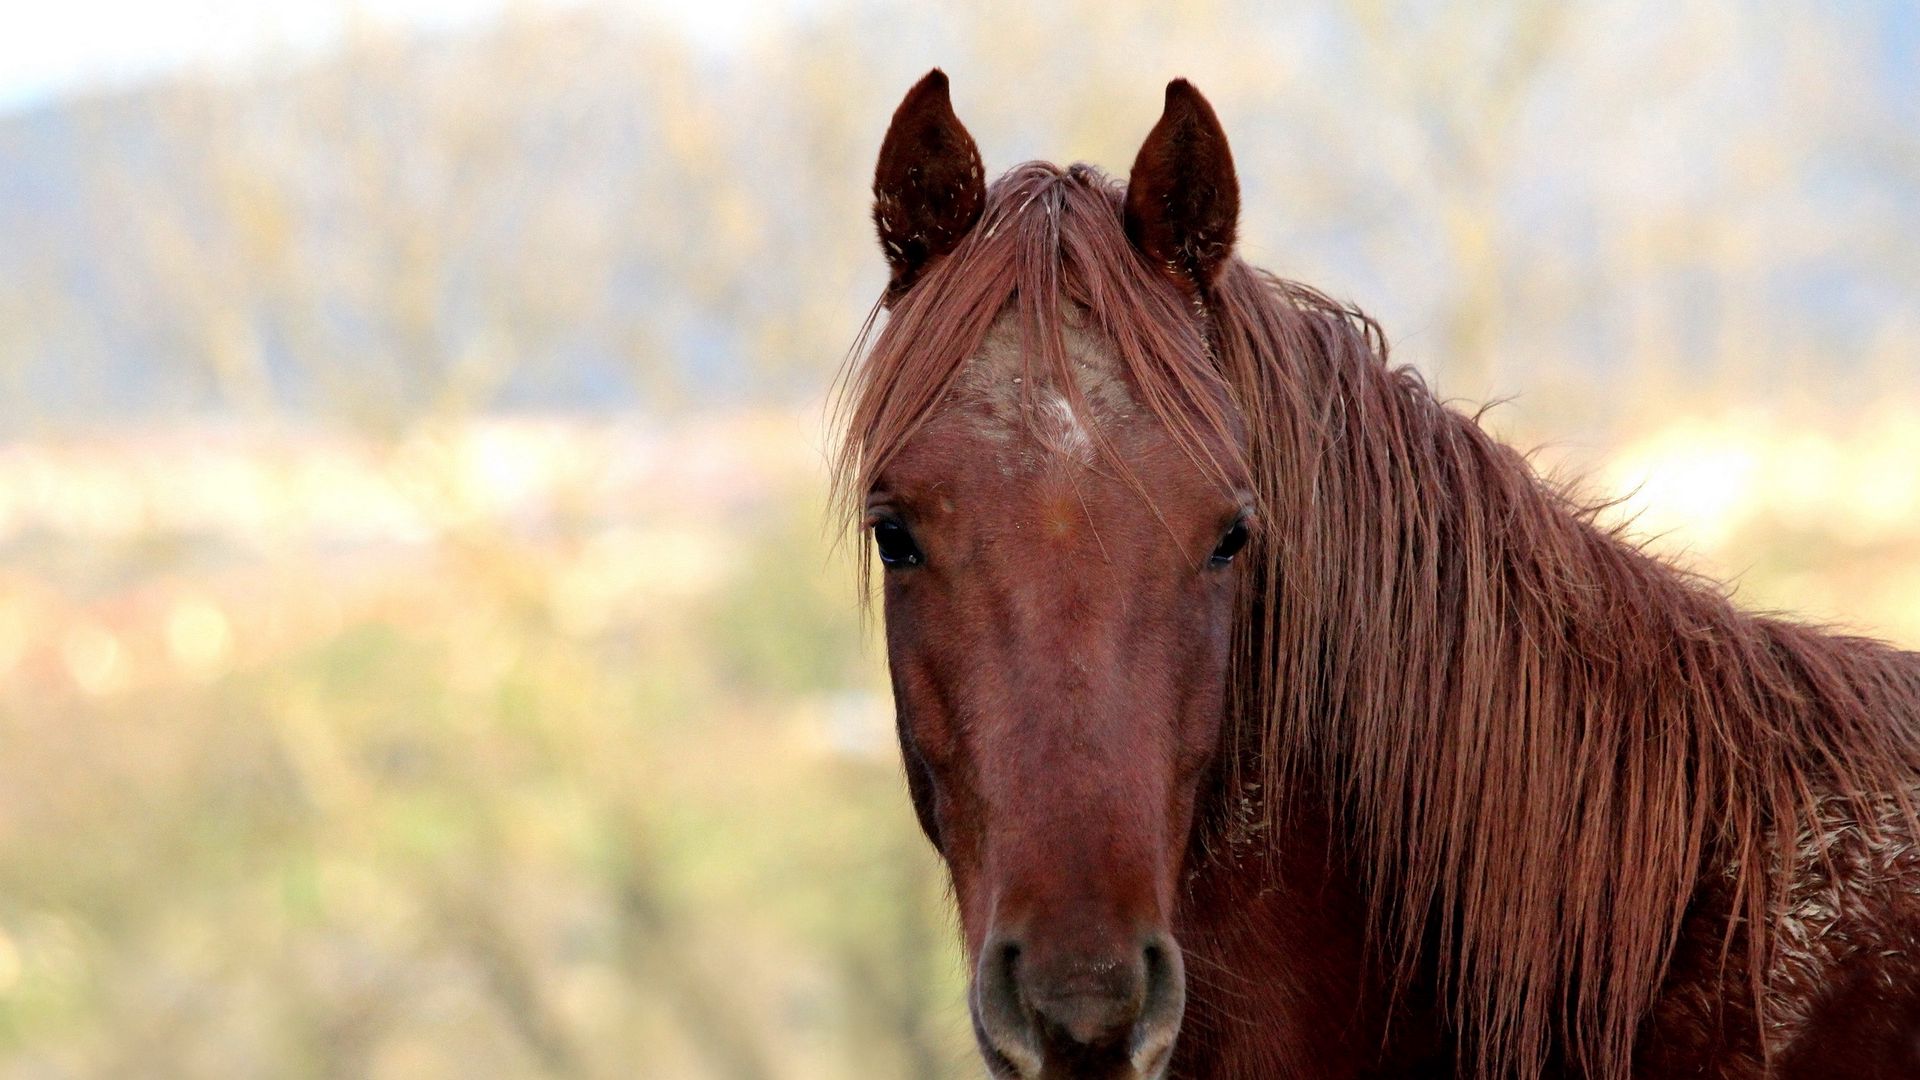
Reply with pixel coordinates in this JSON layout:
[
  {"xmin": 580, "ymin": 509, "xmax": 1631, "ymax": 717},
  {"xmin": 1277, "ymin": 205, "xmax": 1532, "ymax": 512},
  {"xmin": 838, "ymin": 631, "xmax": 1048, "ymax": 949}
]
[{"xmin": 938, "ymin": 313, "xmax": 1149, "ymax": 466}]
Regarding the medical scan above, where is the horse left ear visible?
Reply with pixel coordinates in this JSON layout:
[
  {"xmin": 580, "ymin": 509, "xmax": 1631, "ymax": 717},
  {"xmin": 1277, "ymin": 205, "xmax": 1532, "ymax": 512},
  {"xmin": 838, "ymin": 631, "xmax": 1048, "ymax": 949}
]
[
  {"xmin": 1124, "ymin": 80, "xmax": 1240, "ymax": 296},
  {"xmin": 873, "ymin": 69, "xmax": 987, "ymax": 299}
]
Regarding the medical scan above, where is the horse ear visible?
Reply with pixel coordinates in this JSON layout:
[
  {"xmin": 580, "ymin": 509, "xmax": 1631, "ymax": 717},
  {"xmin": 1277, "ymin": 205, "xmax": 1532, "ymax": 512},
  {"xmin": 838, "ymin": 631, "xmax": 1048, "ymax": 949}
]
[
  {"xmin": 873, "ymin": 69, "xmax": 987, "ymax": 298},
  {"xmin": 1124, "ymin": 79, "xmax": 1240, "ymax": 296}
]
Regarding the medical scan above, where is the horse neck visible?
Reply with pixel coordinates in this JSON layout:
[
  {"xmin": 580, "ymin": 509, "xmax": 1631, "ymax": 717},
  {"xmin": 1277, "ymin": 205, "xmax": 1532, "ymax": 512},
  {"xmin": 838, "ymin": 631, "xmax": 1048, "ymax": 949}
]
[
  {"xmin": 1172, "ymin": 798, "xmax": 1451, "ymax": 1077},
  {"xmin": 1244, "ymin": 310, "xmax": 1920, "ymax": 1077}
]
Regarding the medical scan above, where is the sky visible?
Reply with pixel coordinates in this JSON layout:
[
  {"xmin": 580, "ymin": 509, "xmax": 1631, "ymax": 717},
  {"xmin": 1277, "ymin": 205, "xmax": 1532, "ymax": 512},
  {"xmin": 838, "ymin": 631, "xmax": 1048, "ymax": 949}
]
[{"xmin": 0, "ymin": 0, "xmax": 785, "ymax": 113}]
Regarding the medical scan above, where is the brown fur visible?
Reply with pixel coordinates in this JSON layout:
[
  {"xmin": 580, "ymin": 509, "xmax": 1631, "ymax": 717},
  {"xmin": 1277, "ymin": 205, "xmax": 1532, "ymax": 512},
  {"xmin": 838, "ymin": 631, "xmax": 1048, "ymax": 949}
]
[
  {"xmin": 836, "ymin": 121, "xmax": 1920, "ymax": 1077},
  {"xmin": 872, "ymin": 69, "xmax": 986, "ymax": 298}
]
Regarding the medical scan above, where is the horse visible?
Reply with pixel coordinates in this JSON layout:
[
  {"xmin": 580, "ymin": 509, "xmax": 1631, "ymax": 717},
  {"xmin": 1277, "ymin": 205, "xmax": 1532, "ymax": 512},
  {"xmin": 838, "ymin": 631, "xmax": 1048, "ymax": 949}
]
[{"xmin": 832, "ymin": 70, "xmax": 1920, "ymax": 1079}]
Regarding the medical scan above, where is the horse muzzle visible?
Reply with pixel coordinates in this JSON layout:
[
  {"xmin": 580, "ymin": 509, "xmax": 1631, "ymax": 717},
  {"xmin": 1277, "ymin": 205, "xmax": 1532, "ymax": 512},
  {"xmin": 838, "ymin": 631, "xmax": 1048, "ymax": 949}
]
[{"xmin": 972, "ymin": 930, "xmax": 1186, "ymax": 1079}]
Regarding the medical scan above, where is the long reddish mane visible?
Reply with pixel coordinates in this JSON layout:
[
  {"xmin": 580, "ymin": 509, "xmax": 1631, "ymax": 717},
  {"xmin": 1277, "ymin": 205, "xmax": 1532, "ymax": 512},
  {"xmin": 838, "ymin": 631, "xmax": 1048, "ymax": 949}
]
[{"xmin": 833, "ymin": 161, "xmax": 1920, "ymax": 1078}]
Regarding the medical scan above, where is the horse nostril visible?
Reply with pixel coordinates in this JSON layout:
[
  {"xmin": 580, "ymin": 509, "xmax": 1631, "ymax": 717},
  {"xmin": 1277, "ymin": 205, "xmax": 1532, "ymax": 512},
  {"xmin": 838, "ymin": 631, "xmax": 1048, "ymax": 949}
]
[
  {"xmin": 1131, "ymin": 936, "xmax": 1186, "ymax": 1073},
  {"xmin": 974, "ymin": 938, "xmax": 1043, "ymax": 1077}
]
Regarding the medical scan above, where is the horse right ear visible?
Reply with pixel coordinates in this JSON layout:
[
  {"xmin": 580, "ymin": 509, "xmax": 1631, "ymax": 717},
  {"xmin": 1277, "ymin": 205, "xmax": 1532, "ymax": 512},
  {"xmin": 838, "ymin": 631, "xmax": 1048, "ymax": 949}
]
[
  {"xmin": 873, "ymin": 69, "xmax": 986, "ymax": 299},
  {"xmin": 1124, "ymin": 79, "xmax": 1239, "ymax": 298}
]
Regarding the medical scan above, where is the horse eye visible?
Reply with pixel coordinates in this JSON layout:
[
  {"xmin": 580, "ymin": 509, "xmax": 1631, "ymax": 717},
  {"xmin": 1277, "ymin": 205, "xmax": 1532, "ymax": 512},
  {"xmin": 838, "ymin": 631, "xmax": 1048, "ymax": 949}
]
[
  {"xmin": 1209, "ymin": 518, "xmax": 1250, "ymax": 566},
  {"xmin": 873, "ymin": 519, "xmax": 924, "ymax": 568}
]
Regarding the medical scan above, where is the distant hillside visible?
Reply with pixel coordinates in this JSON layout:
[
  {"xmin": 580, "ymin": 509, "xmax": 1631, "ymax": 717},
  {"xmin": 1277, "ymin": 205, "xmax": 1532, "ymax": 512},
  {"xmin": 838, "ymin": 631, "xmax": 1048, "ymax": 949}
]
[
  {"xmin": 0, "ymin": 2, "xmax": 1915, "ymax": 434},
  {"xmin": 0, "ymin": 9, "xmax": 889, "ymax": 431}
]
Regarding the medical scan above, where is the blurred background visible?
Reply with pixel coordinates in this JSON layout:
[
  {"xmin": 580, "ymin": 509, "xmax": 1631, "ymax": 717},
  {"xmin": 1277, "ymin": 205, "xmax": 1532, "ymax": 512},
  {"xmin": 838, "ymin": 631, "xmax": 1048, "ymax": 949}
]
[{"xmin": 0, "ymin": 0, "xmax": 1915, "ymax": 1076}]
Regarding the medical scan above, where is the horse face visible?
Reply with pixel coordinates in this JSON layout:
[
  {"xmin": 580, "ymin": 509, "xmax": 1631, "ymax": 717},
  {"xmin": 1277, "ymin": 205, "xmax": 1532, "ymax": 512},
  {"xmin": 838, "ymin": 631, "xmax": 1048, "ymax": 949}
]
[
  {"xmin": 862, "ymin": 72, "xmax": 1246, "ymax": 1079},
  {"xmin": 869, "ymin": 311, "xmax": 1248, "ymax": 1079}
]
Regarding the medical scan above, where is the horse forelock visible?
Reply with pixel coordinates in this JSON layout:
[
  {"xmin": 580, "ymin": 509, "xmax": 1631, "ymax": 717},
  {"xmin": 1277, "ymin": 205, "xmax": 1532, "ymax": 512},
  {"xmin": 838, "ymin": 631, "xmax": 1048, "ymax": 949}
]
[{"xmin": 832, "ymin": 162, "xmax": 1243, "ymax": 589}]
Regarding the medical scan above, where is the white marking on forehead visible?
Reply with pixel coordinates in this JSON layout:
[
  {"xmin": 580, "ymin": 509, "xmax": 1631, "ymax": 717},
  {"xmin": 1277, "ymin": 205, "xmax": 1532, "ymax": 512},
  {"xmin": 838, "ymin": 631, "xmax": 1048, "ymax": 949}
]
[
  {"xmin": 1040, "ymin": 392, "xmax": 1094, "ymax": 462},
  {"xmin": 950, "ymin": 309, "xmax": 1136, "ymax": 469}
]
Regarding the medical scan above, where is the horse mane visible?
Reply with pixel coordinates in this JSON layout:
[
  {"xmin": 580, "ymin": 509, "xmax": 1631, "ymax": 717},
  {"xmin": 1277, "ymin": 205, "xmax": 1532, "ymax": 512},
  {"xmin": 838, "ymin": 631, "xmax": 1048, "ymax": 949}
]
[{"xmin": 832, "ymin": 162, "xmax": 1920, "ymax": 1078}]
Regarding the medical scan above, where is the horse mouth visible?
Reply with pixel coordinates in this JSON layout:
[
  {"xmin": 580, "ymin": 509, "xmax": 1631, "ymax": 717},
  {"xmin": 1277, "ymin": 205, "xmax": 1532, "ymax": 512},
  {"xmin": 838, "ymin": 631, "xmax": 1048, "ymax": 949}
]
[
  {"xmin": 972, "ymin": 1004, "xmax": 1181, "ymax": 1080},
  {"xmin": 977, "ymin": 1045, "xmax": 1176, "ymax": 1080}
]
